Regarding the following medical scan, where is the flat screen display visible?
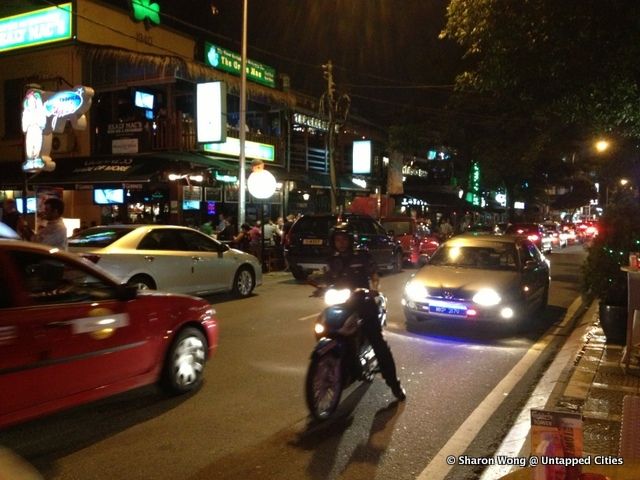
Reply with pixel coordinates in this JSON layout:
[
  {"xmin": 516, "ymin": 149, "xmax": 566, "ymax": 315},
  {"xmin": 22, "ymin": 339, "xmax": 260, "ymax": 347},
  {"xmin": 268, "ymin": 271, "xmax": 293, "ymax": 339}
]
[
  {"xmin": 134, "ymin": 90, "xmax": 154, "ymax": 109},
  {"xmin": 182, "ymin": 200, "xmax": 200, "ymax": 211},
  {"xmin": 94, "ymin": 189, "xmax": 124, "ymax": 205},
  {"xmin": 15, "ymin": 197, "xmax": 36, "ymax": 214}
]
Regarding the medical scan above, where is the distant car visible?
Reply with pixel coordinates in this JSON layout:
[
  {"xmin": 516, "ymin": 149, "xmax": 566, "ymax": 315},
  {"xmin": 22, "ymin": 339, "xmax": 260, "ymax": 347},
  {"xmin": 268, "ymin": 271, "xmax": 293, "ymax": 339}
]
[
  {"xmin": 380, "ymin": 217, "xmax": 440, "ymax": 266},
  {"xmin": 504, "ymin": 223, "xmax": 550, "ymax": 253},
  {"xmin": 283, "ymin": 213, "xmax": 403, "ymax": 281},
  {"xmin": 403, "ymin": 234, "xmax": 550, "ymax": 328},
  {"xmin": 0, "ymin": 239, "xmax": 218, "ymax": 428},
  {"xmin": 68, "ymin": 225, "xmax": 262, "ymax": 297},
  {"xmin": 542, "ymin": 222, "xmax": 567, "ymax": 250}
]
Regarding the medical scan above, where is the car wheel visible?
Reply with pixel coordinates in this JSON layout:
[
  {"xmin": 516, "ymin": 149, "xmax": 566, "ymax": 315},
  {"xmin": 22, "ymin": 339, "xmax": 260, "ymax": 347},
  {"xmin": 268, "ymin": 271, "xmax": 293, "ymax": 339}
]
[
  {"xmin": 291, "ymin": 265, "xmax": 309, "ymax": 281},
  {"xmin": 161, "ymin": 327, "xmax": 207, "ymax": 394},
  {"xmin": 127, "ymin": 274, "xmax": 156, "ymax": 290},
  {"xmin": 232, "ymin": 266, "xmax": 255, "ymax": 297}
]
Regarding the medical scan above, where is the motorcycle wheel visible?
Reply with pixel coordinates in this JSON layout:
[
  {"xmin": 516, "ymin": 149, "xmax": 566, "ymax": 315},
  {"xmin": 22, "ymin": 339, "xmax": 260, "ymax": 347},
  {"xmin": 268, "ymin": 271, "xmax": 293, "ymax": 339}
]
[{"xmin": 305, "ymin": 352, "xmax": 343, "ymax": 421}]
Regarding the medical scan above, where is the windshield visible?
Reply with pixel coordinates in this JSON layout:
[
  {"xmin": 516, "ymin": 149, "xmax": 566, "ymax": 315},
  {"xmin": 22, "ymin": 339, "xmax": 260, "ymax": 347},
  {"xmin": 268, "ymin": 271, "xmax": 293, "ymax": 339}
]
[
  {"xmin": 381, "ymin": 221, "xmax": 412, "ymax": 235},
  {"xmin": 429, "ymin": 243, "xmax": 517, "ymax": 270},
  {"xmin": 68, "ymin": 227, "xmax": 135, "ymax": 248}
]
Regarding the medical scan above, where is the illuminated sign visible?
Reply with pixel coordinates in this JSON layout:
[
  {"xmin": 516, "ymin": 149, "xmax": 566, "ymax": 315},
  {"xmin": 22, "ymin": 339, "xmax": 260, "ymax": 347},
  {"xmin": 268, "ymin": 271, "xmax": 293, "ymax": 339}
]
[
  {"xmin": 352, "ymin": 177, "xmax": 367, "ymax": 189},
  {"xmin": 402, "ymin": 165, "xmax": 428, "ymax": 177},
  {"xmin": 465, "ymin": 161, "xmax": 481, "ymax": 206},
  {"xmin": 514, "ymin": 201, "xmax": 525, "ymax": 210},
  {"xmin": 131, "ymin": 0, "xmax": 160, "ymax": 26},
  {"xmin": 215, "ymin": 173, "xmax": 238, "ymax": 183},
  {"xmin": 293, "ymin": 113, "xmax": 328, "ymax": 131},
  {"xmin": 0, "ymin": 3, "xmax": 72, "ymax": 53},
  {"xmin": 197, "ymin": 82, "xmax": 227, "ymax": 143},
  {"xmin": 22, "ymin": 85, "xmax": 94, "ymax": 172},
  {"xmin": 352, "ymin": 140, "xmax": 372, "ymax": 174},
  {"xmin": 205, "ymin": 42, "xmax": 276, "ymax": 88},
  {"xmin": 204, "ymin": 137, "xmax": 275, "ymax": 162}
]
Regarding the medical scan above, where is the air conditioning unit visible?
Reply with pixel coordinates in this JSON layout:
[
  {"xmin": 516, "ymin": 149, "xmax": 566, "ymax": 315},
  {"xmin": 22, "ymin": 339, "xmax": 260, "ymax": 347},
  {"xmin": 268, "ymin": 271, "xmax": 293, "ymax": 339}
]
[{"xmin": 51, "ymin": 132, "xmax": 76, "ymax": 154}]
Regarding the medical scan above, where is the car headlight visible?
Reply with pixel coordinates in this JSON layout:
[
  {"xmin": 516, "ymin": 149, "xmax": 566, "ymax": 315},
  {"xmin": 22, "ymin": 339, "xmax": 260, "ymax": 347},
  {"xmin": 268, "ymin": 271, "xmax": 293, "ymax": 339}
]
[
  {"xmin": 324, "ymin": 288, "xmax": 351, "ymax": 306},
  {"xmin": 473, "ymin": 288, "xmax": 501, "ymax": 306},
  {"xmin": 405, "ymin": 281, "xmax": 428, "ymax": 302}
]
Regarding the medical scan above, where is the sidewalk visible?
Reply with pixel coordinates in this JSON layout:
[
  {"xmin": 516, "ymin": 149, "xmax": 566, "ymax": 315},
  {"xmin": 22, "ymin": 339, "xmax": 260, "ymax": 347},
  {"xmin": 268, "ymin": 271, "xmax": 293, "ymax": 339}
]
[{"xmin": 482, "ymin": 300, "xmax": 640, "ymax": 479}]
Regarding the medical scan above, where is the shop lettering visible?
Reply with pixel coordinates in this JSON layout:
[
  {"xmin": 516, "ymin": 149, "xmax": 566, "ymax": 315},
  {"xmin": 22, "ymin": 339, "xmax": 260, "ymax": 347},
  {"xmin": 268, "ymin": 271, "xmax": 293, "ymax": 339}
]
[
  {"xmin": 135, "ymin": 32, "xmax": 153, "ymax": 46},
  {"xmin": 402, "ymin": 165, "xmax": 429, "ymax": 177},
  {"xmin": 107, "ymin": 122, "xmax": 143, "ymax": 134}
]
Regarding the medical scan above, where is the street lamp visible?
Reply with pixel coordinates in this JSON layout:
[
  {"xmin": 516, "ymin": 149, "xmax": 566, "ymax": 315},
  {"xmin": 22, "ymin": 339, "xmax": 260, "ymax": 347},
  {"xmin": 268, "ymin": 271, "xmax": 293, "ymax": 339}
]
[
  {"xmin": 247, "ymin": 160, "xmax": 276, "ymax": 271},
  {"xmin": 595, "ymin": 139, "xmax": 610, "ymax": 153}
]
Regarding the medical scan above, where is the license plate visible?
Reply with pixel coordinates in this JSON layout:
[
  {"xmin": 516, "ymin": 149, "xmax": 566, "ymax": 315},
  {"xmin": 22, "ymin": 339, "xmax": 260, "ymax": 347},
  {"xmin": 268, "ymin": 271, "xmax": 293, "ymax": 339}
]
[
  {"xmin": 303, "ymin": 239, "xmax": 324, "ymax": 245},
  {"xmin": 429, "ymin": 301, "xmax": 466, "ymax": 316}
]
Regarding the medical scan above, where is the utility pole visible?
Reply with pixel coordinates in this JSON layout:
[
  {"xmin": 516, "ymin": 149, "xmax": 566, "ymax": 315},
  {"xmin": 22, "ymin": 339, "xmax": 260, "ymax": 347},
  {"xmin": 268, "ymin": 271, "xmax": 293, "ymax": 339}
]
[{"xmin": 320, "ymin": 60, "xmax": 350, "ymax": 214}]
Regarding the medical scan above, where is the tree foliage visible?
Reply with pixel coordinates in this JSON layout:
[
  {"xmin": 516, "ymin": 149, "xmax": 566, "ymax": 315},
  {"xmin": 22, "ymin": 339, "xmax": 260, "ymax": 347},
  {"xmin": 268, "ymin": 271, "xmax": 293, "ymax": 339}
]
[{"xmin": 441, "ymin": 0, "xmax": 640, "ymax": 137}]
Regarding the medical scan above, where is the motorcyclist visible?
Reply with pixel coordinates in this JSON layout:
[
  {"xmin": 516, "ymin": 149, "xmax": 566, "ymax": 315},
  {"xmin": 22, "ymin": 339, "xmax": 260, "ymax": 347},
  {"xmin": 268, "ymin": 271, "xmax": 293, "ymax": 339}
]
[{"xmin": 322, "ymin": 223, "xmax": 406, "ymax": 401}]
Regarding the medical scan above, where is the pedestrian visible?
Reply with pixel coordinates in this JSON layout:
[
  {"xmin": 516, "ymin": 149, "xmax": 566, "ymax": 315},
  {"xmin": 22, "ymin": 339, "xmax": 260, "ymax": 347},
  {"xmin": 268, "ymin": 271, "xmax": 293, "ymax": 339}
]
[
  {"xmin": 232, "ymin": 223, "xmax": 251, "ymax": 252},
  {"xmin": 33, "ymin": 197, "xmax": 68, "ymax": 250},
  {"xmin": 218, "ymin": 216, "xmax": 236, "ymax": 241},
  {"xmin": 263, "ymin": 218, "xmax": 278, "ymax": 247},
  {"xmin": 439, "ymin": 218, "xmax": 453, "ymax": 239},
  {"xmin": 200, "ymin": 219, "xmax": 214, "ymax": 236}
]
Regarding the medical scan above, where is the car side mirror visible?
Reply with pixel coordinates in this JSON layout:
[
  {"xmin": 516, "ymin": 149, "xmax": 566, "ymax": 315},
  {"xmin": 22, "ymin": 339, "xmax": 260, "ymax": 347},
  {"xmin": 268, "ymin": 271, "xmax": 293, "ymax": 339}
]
[
  {"xmin": 523, "ymin": 260, "xmax": 537, "ymax": 271},
  {"xmin": 116, "ymin": 284, "xmax": 138, "ymax": 301}
]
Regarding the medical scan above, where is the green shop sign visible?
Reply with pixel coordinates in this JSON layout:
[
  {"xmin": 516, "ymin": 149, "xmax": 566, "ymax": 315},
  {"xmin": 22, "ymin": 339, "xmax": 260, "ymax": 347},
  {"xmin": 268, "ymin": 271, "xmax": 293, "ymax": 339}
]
[
  {"xmin": 0, "ymin": 3, "xmax": 72, "ymax": 53},
  {"xmin": 205, "ymin": 42, "xmax": 276, "ymax": 88},
  {"xmin": 204, "ymin": 137, "xmax": 275, "ymax": 162}
]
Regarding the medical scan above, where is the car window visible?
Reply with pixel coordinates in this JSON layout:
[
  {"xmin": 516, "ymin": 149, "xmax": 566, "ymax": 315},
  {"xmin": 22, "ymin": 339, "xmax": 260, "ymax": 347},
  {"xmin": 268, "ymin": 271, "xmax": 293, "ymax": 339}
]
[
  {"xmin": 381, "ymin": 221, "xmax": 411, "ymax": 235},
  {"xmin": 138, "ymin": 230, "xmax": 187, "ymax": 251},
  {"xmin": 178, "ymin": 230, "xmax": 221, "ymax": 252},
  {"xmin": 68, "ymin": 227, "xmax": 134, "ymax": 248},
  {"xmin": 8, "ymin": 251, "xmax": 119, "ymax": 305},
  {"xmin": 429, "ymin": 243, "xmax": 517, "ymax": 270},
  {"xmin": 349, "ymin": 218, "xmax": 375, "ymax": 235},
  {"xmin": 291, "ymin": 217, "xmax": 335, "ymax": 236}
]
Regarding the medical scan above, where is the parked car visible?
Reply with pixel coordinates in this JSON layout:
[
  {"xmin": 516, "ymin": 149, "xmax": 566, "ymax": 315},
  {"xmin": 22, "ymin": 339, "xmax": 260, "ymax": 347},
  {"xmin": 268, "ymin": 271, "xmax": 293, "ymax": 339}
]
[
  {"xmin": 504, "ymin": 223, "xmax": 551, "ymax": 253},
  {"xmin": 283, "ymin": 213, "xmax": 403, "ymax": 281},
  {"xmin": 68, "ymin": 225, "xmax": 262, "ymax": 297},
  {"xmin": 380, "ymin": 216, "xmax": 440, "ymax": 266},
  {"xmin": 0, "ymin": 239, "xmax": 218, "ymax": 428},
  {"xmin": 403, "ymin": 234, "xmax": 550, "ymax": 329}
]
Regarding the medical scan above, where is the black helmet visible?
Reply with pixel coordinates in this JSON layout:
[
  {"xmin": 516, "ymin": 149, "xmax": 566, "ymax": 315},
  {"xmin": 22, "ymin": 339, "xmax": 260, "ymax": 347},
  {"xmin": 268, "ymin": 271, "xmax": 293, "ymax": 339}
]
[{"xmin": 329, "ymin": 222, "xmax": 355, "ymax": 251}]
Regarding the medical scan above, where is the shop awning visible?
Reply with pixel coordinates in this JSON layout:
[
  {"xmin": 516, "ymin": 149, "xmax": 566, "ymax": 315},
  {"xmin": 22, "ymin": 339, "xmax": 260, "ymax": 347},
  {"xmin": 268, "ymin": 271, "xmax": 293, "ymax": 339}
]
[{"xmin": 22, "ymin": 154, "xmax": 174, "ymax": 186}]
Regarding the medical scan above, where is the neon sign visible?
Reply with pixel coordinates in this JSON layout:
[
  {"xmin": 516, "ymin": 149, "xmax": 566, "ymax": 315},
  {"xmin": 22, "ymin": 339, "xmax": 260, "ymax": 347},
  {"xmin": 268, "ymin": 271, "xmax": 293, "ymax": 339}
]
[
  {"xmin": 0, "ymin": 3, "xmax": 72, "ymax": 53},
  {"xmin": 22, "ymin": 86, "xmax": 94, "ymax": 172}
]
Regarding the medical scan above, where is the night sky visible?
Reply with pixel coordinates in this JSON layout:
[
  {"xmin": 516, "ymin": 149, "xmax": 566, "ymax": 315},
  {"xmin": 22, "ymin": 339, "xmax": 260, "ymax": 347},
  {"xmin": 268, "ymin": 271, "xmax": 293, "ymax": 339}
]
[{"xmin": 2, "ymin": 0, "xmax": 465, "ymax": 126}]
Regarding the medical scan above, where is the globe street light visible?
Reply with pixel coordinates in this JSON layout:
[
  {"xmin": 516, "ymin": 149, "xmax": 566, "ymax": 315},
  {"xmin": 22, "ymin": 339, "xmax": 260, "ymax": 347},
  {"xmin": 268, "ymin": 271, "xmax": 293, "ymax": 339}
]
[{"xmin": 247, "ymin": 160, "xmax": 276, "ymax": 271}]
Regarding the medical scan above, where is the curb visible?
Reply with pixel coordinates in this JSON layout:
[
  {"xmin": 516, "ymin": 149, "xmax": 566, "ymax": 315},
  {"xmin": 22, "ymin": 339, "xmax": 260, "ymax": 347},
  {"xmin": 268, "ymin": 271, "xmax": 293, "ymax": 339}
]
[{"xmin": 480, "ymin": 297, "xmax": 596, "ymax": 479}]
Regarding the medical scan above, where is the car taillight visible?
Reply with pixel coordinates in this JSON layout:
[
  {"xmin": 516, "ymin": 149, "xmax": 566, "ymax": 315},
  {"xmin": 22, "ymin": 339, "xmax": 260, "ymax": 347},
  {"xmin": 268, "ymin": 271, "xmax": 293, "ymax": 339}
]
[
  {"xmin": 82, "ymin": 254, "xmax": 101, "ymax": 263},
  {"xmin": 528, "ymin": 234, "xmax": 539, "ymax": 242}
]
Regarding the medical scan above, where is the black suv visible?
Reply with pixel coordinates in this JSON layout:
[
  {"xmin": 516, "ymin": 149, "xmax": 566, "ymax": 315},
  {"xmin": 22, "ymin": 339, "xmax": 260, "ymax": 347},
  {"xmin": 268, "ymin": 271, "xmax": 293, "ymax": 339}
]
[{"xmin": 283, "ymin": 213, "xmax": 403, "ymax": 281}]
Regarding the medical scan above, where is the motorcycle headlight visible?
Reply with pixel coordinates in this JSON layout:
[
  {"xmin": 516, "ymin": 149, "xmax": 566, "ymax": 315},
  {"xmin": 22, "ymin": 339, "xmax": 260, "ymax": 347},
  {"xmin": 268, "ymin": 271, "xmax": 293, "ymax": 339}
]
[
  {"xmin": 473, "ymin": 288, "xmax": 501, "ymax": 306},
  {"xmin": 405, "ymin": 281, "xmax": 428, "ymax": 302},
  {"xmin": 324, "ymin": 288, "xmax": 351, "ymax": 306}
]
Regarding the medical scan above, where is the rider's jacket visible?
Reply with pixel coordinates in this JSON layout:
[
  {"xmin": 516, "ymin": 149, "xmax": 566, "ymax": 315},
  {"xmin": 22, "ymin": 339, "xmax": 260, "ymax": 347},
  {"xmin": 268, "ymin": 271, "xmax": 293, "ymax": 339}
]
[{"xmin": 325, "ymin": 250, "xmax": 377, "ymax": 290}]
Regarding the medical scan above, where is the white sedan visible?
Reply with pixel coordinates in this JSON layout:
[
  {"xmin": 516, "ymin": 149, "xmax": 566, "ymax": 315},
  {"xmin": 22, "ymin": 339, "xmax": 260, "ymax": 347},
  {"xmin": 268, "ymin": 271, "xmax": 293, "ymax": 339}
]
[{"xmin": 68, "ymin": 225, "xmax": 262, "ymax": 297}]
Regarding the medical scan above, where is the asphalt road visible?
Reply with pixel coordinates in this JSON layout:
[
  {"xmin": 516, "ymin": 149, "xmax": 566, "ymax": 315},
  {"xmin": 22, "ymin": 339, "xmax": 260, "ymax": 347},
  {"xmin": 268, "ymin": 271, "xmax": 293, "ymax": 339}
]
[{"xmin": 0, "ymin": 245, "xmax": 587, "ymax": 480}]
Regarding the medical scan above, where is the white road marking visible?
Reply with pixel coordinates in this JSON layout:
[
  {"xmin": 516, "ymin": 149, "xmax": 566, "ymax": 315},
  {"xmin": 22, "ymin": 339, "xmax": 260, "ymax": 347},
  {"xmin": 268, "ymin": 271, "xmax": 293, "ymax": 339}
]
[
  {"xmin": 298, "ymin": 313, "xmax": 319, "ymax": 322},
  {"xmin": 417, "ymin": 296, "xmax": 582, "ymax": 480}
]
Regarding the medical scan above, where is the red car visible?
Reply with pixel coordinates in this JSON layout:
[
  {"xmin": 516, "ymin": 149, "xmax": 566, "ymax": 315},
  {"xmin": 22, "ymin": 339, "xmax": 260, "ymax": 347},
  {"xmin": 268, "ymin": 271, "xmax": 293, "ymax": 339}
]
[
  {"xmin": 0, "ymin": 240, "xmax": 218, "ymax": 428},
  {"xmin": 381, "ymin": 217, "xmax": 440, "ymax": 266}
]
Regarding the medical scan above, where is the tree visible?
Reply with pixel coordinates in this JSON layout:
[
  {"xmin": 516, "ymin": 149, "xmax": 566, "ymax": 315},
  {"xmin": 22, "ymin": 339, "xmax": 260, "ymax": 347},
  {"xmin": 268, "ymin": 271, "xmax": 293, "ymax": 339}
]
[{"xmin": 441, "ymin": 0, "xmax": 640, "ymax": 138}]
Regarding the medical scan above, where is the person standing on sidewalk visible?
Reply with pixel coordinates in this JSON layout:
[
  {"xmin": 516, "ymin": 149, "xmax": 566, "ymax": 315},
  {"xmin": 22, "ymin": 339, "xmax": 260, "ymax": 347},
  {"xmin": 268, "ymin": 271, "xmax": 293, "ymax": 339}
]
[{"xmin": 33, "ymin": 198, "xmax": 68, "ymax": 250}]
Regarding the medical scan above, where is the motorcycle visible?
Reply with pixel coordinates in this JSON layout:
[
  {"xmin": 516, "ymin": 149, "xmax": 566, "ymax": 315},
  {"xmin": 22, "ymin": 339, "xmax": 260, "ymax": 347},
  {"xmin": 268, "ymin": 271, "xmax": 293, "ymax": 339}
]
[{"xmin": 305, "ymin": 285, "xmax": 387, "ymax": 421}]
